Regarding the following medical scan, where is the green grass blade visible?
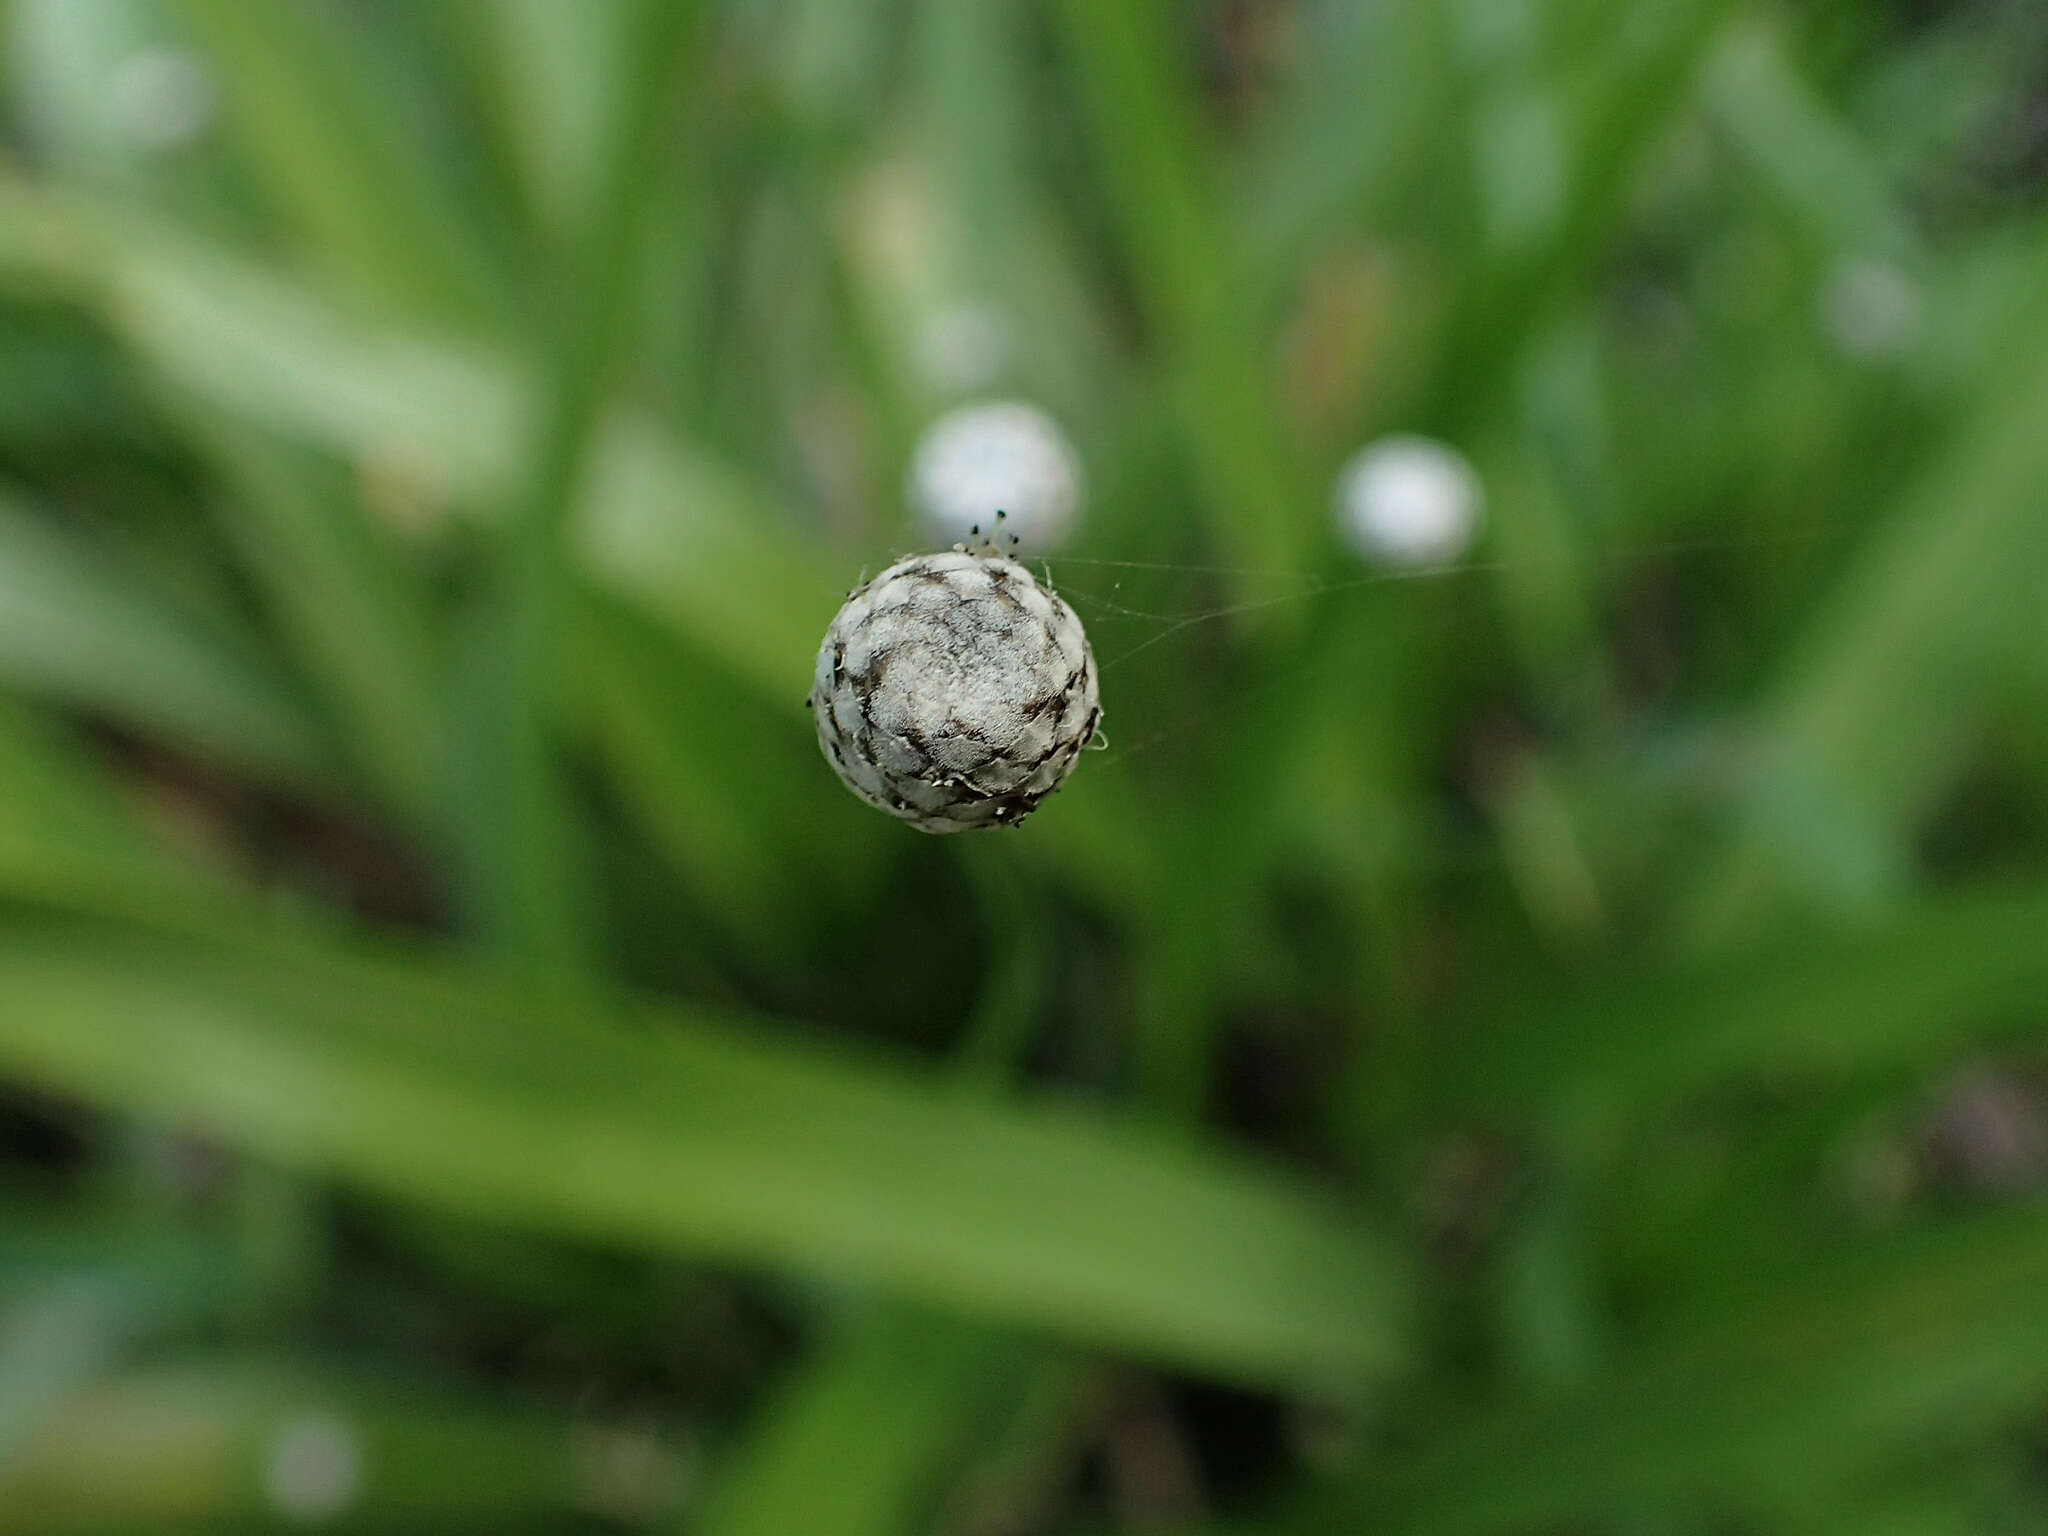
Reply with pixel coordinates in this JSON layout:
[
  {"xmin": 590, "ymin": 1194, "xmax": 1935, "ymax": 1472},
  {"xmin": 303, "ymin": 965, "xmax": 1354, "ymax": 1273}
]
[
  {"xmin": 1702, "ymin": 18, "xmax": 1917, "ymax": 260},
  {"xmin": 0, "ymin": 174, "xmax": 836, "ymax": 705},
  {"xmin": 6, "ymin": 0, "xmax": 175, "ymax": 183},
  {"xmin": 1053, "ymin": 0, "xmax": 1312, "ymax": 590},
  {"xmin": 695, "ymin": 1310, "xmax": 1038, "ymax": 1536},
  {"xmin": 0, "ymin": 1358, "xmax": 680, "ymax": 1527},
  {"xmin": 0, "ymin": 489, "xmax": 339, "ymax": 793},
  {"xmin": 434, "ymin": 0, "xmax": 628, "ymax": 242},
  {"xmin": 1448, "ymin": 0, "xmax": 1744, "ymax": 406},
  {"xmin": 1444, "ymin": 883, "xmax": 2048, "ymax": 1133},
  {"xmin": 1231, "ymin": 1, "xmax": 1454, "ymax": 316},
  {"xmin": 0, "ymin": 693, "xmax": 167, "ymax": 877},
  {"xmin": 165, "ymin": 0, "xmax": 507, "ymax": 320},
  {"xmin": 1689, "ymin": 305, "xmax": 2048, "ymax": 938},
  {"xmin": 0, "ymin": 908, "xmax": 1407, "ymax": 1391},
  {"xmin": 463, "ymin": 0, "xmax": 700, "ymax": 966},
  {"xmin": 574, "ymin": 595, "xmax": 891, "ymax": 966},
  {"xmin": 182, "ymin": 416, "xmax": 443, "ymax": 824},
  {"xmin": 1291, "ymin": 1206, "xmax": 2048, "ymax": 1533}
]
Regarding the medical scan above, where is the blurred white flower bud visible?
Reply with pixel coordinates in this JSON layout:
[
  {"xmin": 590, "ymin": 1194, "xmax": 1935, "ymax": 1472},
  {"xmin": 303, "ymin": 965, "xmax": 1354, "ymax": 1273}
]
[
  {"xmin": 912, "ymin": 302, "xmax": 1012, "ymax": 395},
  {"xmin": 1333, "ymin": 434, "xmax": 1484, "ymax": 569},
  {"xmin": 907, "ymin": 400, "xmax": 1083, "ymax": 554},
  {"xmin": 261, "ymin": 1411, "xmax": 364, "ymax": 1523},
  {"xmin": 109, "ymin": 48, "xmax": 215, "ymax": 152},
  {"xmin": 1819, "ymin": 257, "xmax": 1920, "ymax": 360}
]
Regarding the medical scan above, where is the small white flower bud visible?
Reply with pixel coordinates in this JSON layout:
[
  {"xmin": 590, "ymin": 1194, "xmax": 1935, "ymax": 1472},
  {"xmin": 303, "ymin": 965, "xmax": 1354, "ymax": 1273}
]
[
  {"xmin": 109, "ymin": 48, "xmax": 215, "ymax": 152},
  {"xmin": 261, "ymin": 1411, "xmax": 364, "ymax": 1524},
  {"xmin": 912, "ymin": 303, "xmax": 1012, "ymax": 395},
  {"xmin": 907, "ymin": 401, "xmax": 1083, "ymax": 555},
  {"xmin": 1333, "ymin": 434, "xmax": 1484, "ymax": 570},
  {"xmin": 1819, "ymin": 257, "xmax": 1920, "ymax": 360}
]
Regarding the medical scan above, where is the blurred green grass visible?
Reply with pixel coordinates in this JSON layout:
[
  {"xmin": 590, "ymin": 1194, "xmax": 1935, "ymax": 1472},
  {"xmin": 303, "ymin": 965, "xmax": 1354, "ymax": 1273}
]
[{"xmin": 2, "ymin": 0, "xmax": 2048, "ymax": 1532}]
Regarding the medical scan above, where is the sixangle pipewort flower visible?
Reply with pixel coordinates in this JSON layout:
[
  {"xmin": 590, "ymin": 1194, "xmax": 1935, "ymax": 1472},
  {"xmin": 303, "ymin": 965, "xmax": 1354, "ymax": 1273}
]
[
  {"xmin": 809, "ymin": 514, "xmax": 1101, "ymax": 832},
  {"xmin": 907, "ymin": 400, "xmax": 1083, "ymax": 555}
]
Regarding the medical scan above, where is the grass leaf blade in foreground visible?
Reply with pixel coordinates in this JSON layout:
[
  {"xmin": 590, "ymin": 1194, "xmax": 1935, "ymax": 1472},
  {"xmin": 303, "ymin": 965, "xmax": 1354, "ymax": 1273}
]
[
  {"xmin": 1443, "ymin": 883, "xmax": 2048, "ymax": 1132},
  {"xmin": 0, "ymin": 490, "xmax": 340, "ymax": 795},
  {"xmin": 0, "ymin": 909, "xmax": 1405, "ymax": 1392},
  {"xmin": 1285, "ymin": 1205, "xmax": 2048, "ymax": 1534}
]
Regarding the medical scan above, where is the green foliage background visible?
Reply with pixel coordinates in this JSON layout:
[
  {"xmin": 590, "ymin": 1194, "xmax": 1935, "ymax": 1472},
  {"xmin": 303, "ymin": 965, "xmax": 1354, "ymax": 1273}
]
[{"xmin": 3, "ymin": 0, "xmax": 2048, "ymax": 1531}]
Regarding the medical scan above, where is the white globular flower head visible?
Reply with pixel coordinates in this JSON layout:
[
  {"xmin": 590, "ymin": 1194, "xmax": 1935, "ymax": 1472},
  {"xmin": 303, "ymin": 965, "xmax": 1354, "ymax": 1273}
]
[
  {"xmin": 907, "ymin": 400, "xmax": 1083, "ymax": 555},
  {"xmin": 1333, "ymin": 434, "xmax": 1484, "ymax": 570},
  {"xmin": 912, "ymin": 302, "xmax": 1012, "ymax": 395},
  {"xmin": 261, "ymin": 1411, "xmax": 364, "ymax": 1524},
  {"xmin": 1819, "ymin": 256, "xmax": 1920, "ymax": 360},
  {"xmin": 810, "ymin": 541, "xmax": 1100, "ymax": 833},
  {"xmin": 109, "ymin": 48, "xmax": 215, "ymax": 152}
]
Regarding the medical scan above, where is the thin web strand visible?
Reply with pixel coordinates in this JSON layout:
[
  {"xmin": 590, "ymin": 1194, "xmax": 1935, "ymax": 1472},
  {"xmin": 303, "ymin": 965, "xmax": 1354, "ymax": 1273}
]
[
  {"xmin": 1045, "ymin": 522, "xmax": 1831, "ymax": 766},
  {"xmin": 1050, "ymin": 524, "xmax": 1829, "ymax": 671}
]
